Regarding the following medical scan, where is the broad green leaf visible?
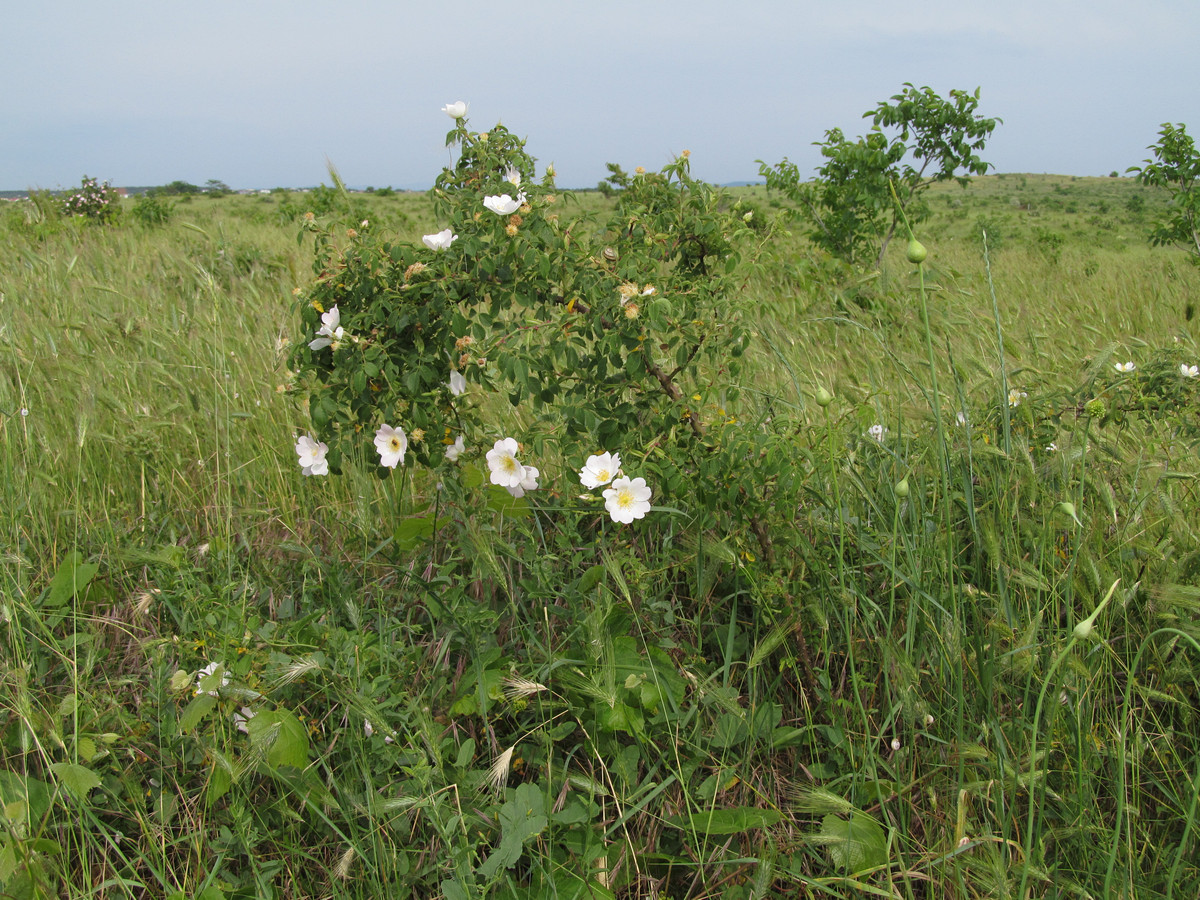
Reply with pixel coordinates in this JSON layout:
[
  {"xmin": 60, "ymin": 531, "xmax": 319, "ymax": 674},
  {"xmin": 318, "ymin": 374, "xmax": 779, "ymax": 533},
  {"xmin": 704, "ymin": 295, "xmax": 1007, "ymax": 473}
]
[
  {"xmin": 50, "ymin": 762, "xmax": 102, "ymax": 799},
  {"xmin": 576, "ymin": 563, "xmax": 605, "ymax": 594},
  {"xmin": 248, "ymin": 709, "xmax": 310, "ymax": 769},
  {"xmin": 817, "ymin": 811, "xmax": 889, "ymax": 873},
  {"xmin": 206, "ymin": 760, "xmax": 232, "ymax": 806},
  {"xmin": 393, "ymin": 515, "xmax": 435, "ymax": 551},
  {"xmin": 709, "ymin": 712, "xmax": 749, "ymax": 749},
  {"xmin": 178, "ymin": 694, "xmax": 217, "ymax": 734},
  {"xmin": 477, "ymin": 782, "xmax": 548, "ymax": 879},
  {"xmin": 486, "ymin": 484, "xmax": 530, "ymax": 518},
  {"xmin": 454, "ymin": 737, "xmax": 476, "ymax": 769},
  {"xmin": 45, "ymin": 551, "xmax": 100, "ymax": 608},
  {"xmin": 0, "ymin": 772, "xmax": 52, "ymax": 827}
]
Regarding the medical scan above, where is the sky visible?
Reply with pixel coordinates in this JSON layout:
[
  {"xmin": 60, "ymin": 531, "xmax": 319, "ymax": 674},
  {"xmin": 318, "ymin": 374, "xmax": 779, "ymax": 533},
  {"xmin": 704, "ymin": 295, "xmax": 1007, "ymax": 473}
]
[{"xmin": 4, "ymin": 0, "xmax": 1199, "ymax": 191}]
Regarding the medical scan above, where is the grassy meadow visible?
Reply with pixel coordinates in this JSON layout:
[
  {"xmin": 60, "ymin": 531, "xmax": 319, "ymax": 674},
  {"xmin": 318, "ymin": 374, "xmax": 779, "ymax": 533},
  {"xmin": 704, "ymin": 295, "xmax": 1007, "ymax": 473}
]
[{"xmin": 3, "ymin": 173, "xmax": 1200, "ymax": 898}]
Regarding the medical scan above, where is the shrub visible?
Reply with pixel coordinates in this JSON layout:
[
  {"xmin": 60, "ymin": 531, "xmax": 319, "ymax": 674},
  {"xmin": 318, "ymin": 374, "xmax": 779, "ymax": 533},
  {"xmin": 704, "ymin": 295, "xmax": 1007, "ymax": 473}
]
[
  {"xmin": 60, "ymin": 175, "xmax": 121, "ymax": 224},
  {"xmin": 131, "ymin": 191, "xmax": 174, "ymax": 226}
]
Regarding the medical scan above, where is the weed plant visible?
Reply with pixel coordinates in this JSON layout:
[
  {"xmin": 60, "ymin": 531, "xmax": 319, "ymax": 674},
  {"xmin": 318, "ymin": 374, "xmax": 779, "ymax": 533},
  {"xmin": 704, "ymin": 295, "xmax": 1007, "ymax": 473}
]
[{"xmin": 2, "ymin": 144, "xmax": 1200, "ymax": 900}]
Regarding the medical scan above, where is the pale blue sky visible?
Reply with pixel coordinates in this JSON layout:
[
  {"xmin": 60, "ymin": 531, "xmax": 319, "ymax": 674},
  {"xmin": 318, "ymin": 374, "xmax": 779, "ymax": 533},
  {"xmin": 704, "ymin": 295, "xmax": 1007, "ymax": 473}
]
[{"xmin": 4, "ymin": 0, "xmax": 1198, "ymax": 190}]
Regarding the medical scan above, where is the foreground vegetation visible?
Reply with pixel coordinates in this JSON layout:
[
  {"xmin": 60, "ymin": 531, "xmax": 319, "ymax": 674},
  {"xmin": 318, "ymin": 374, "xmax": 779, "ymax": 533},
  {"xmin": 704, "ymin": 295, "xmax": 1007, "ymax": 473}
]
[{"xmin": 3, "ymin": 153, "xmax": 1200, "ymax": 899}]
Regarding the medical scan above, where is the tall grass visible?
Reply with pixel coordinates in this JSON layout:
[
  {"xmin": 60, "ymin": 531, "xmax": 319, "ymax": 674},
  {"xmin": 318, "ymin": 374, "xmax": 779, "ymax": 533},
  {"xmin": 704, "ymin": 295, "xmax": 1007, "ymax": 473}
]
[{"xmin": 2, "ymin": 178, "xmax": 1199, "ymax": 898}]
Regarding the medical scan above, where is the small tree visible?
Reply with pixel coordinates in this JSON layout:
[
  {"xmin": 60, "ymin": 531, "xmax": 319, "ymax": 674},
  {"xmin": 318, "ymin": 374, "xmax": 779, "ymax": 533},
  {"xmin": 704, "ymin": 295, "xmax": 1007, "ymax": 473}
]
[
  {"xmin": 1128, "ymin": 122, "xmax": 1200, "ymax": 263},
  {"xmin": 760, "ymin": 84, "xmax": 1000, "ymax": 268}
]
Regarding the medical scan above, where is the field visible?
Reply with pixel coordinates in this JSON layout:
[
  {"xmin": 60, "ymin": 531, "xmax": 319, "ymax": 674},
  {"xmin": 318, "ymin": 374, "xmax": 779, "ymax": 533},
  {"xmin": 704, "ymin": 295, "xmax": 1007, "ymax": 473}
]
[{"xmin": 3, "ymin": 170, "xmax": 1200, "ymax": 899}]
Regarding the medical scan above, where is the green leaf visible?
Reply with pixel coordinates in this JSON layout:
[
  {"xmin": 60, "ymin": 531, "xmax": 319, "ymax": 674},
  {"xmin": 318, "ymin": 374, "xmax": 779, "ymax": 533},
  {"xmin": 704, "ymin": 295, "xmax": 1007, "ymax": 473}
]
[
  {"xmin": 576, "ymin": 563, "xmax": 605, "ymax": 594},
  {"xmin": 206, "ymin": 765, "xmax": 231, "ymax": 806},
  {"xmin": 709, "ymin": 712, "xmax": 749, "ymax": 749},
  {"xmin": 394, "ymin": 515, "xmax": 435, "ymax": 551},
  {"xmin": 44, "ymin": 551, "xmax": 100, "ymax": 608},
  {"xmin": 486, "ymin": 485, "xmax": 530, "ymax": 518},
  {"xmin": 477, "ymin": 782, "xmax": 548, "ymax": 879},
  {"xmin": 178, "ymin": 693, "xmax": 217, "ymax": 734},
  {"xmin": 454, "ymin": 737, "xmax": 476, "ymax": 769},
  {"xmin": 50, "ymin": 762, "xmax": 102, "ymax": 799},
  {"xmin": 663, "ymin": 807, "xmax": 782, "ymax": 835},
  {"xmin": 817, "ymin": 811, "xmax": 889, "ymax": 873},
  {"xmin": 248, "ymin": 709, "xmax": 310, "ymax": 769},
  {"xmin": 0, "ymin": 772, "xmax": 52, "ymax": 827}
]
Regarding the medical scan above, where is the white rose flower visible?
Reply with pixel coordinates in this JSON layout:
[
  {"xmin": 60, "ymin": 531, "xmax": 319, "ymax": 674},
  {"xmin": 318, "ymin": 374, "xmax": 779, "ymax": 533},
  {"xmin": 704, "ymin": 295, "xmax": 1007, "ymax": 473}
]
[
  {"xmin": 295, "ymin": 434, "xmax": 329, "ymax": 476},
  {"xmin": 486, "ymin": 437, "xmax": 526, "ymax": 487},
  {"xmin": 309, "ymin": 306, "xmax": 345, "ymax": 351},
  {"xmin": 374, "ymin": 424, "xmax": 408, "ymax": 469},
  {"xmin": 579, "ymin": 451, "xmax": 621, "ymax": 489},
  {"xmin": 603, "ymin": 476, "xmax": 653, "ymax": 524},
  {"xmin": 422, "ymin": 228, "xmax": 457, "ymax": 251},
  {"xmin": 483, "ymin": 193, "xmax": 524, "ymax": 216}
]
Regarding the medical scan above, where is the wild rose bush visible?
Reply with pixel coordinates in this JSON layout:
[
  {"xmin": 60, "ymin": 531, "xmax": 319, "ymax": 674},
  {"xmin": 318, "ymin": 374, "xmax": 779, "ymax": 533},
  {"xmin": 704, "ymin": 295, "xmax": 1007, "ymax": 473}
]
[
  {"xmin": 61, "ymin": 175, "xmax": 121, "ymax": 224},
  {"xmin": 287, "ymin": 109, "xmax": 797, "ymax": 550}
]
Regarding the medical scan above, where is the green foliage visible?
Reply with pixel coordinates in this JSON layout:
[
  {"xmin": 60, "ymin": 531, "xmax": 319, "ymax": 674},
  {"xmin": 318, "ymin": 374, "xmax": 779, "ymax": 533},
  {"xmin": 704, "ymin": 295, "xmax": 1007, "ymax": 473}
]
[
  {"xmin": 159, "ymin": 180, "xmax": 202, "ymax": 195},
  {"xmin": 131, "ymin": 191, "xmax": 174, "ymax": 226},
  {"xmin": 760, "ymin": 83, "xmax": 1000, "ymax": 267},
  {"xmin": 1129, "ymin": 122, "xmax": 1200, "ymax": 262}
]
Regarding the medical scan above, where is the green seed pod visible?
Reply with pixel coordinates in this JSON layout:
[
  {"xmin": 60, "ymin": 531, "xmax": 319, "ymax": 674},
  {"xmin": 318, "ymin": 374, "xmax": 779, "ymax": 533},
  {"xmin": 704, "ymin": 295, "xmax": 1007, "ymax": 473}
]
[
  {"xmin": 906, "ymin": 239, "xmax": 928, "ymax": 265},
  {"xmin": 1056, "ymin": 501, "xmax": 1082, "ymax": 527},
  {"xmin": 895, "ymin": 477, "xmax": 910, "ymax": 499},
  {"xmin": 815, "ymin": 386, "xmax": 833, "ymax": 408}
]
